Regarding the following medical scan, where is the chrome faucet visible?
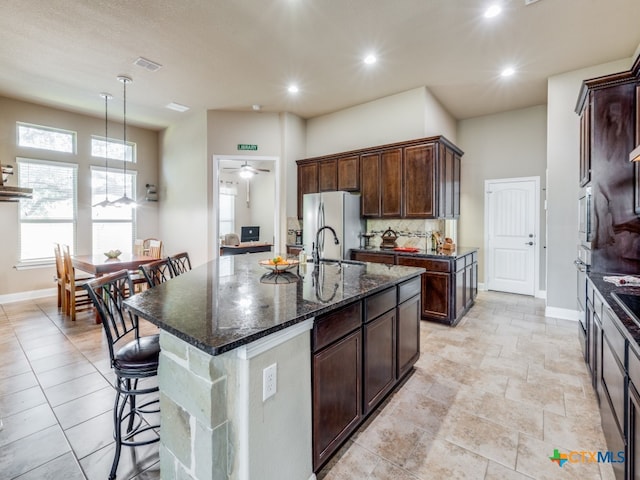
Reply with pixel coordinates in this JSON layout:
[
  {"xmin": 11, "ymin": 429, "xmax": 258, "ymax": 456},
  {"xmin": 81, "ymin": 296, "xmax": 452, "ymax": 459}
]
[{"xmin": 312, "ymin": 226, "xmax": 339, "ymax": 265}]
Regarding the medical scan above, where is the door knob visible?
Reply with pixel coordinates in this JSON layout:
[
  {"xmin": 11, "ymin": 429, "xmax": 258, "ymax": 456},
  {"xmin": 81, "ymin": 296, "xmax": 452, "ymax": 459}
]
[{"xmin": 525, "ymin": 242, "xmax": 533, "ymax": 246}]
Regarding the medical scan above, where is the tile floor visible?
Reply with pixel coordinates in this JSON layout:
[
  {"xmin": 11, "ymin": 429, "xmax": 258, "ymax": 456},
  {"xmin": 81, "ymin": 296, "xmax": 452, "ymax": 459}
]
[
  {"xmin": 317, "ymin": 291, "xmax": 615, "ymax": 480},
  {"xmin": 0, "ymin": 291, "xmax": 613, "ymax": 480}
]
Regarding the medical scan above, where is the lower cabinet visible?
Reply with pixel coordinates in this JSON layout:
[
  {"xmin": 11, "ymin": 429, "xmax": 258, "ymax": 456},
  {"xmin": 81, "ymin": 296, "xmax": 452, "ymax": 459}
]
[
  {"xmin": 629, "ymin": 345, "xmax": 640, "ymax": 480},
  {"xmin": 397, "ymin": 293, "xmax": 420, "ymax": 379},
  {"xmin": 312, "ymin": 278, "xmax": 420, "ymax": 472},
  {"xmin": 363, "ymin": 309, "xmax": 396, "ymax": 415},
  {"xmin": 353, "ymin": 250, "xmax": 477, "ymax": 326},
  {"xmin": 312, "ymin": 329, "xmax": 362, "ymax": 470}
]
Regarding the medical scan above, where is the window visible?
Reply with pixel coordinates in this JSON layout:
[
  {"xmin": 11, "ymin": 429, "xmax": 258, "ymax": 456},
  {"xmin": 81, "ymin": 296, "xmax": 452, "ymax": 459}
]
[
  {"xmin": 91, "ymin": 167, "xmax": 136, "ymax": 254},
  {"xmin": 17, "ymin": 122, "xmax": 76, "ymax": 153},
  {"xmin": 18, "ymin": 158, "xmax": 77, "ymax": 262},
  {"xmin": 219, "ymin": 182, "xmax": 236, "ymax": 237},
  {"xmin": 91, "ymin": 135, "xmax": 136, "ymax": 163}
]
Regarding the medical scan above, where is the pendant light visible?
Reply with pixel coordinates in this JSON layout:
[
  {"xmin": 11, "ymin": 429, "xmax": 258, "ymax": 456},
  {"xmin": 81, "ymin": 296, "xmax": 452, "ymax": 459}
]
[
  {"xmin": 93, "ymin": 92, "xmax": 113, "ymax": 208},
  {"xmin": 112, "ymin": 75, "xmax": 136, "ymax": 208}
]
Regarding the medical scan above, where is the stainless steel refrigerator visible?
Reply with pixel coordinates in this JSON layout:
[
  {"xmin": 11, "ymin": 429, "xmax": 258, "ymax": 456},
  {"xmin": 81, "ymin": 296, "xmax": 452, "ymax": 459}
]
[{"xmin": 302, "ymin": 191, "xmax": 364, "ymax": 261}]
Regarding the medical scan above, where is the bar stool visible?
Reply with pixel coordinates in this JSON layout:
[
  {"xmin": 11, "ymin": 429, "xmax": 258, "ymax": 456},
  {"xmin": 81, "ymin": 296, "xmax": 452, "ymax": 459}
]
[
  {"xmin": 84, "ymin": 270, "xmax": 160, "ymax": 480},
  {"xmin": 139, "ymin": 258, "xmax": 175, "ymax": 288},
  {"xmin": 168, "ymin": 252, "xmax": 192, "ymax": 276}
]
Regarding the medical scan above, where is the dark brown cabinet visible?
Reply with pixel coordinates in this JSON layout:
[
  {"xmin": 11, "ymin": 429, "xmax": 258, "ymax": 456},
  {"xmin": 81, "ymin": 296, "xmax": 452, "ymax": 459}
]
[
  {"xmin": 380, "ymin": 148, "xmax": 403, "ymax": 217},
  {"xmin": 311, "ymin": 278, "xmax": 421, "ymax": 472},
  {"xmin": 297, "ymin": 136, "xmax": 463, "ymax": 220},
  {"xmin": 403, "ymin": 143, "xmax": 435, "ymax": 217},
  {"xmin": 337, "ymin": 155, "xmax": 359, "ymax": 191},
  {"xmin": 363, "ymin": 309, "xmax": 396, "ymax": 415},
  {"xmin": 397, "ymin": 292, "xmax": 420, "ymax": 379},
  {"xmin": 628, "ymin": 346, "xmax": 640, "ymax": 480},
  {"xmin": 297, "ymin": 161, "xmax": 318, "ymax": 219},
  {"xmin": 312, "ymin": 329, "xmax": 362, "ymax": 470},
  {"xmin": 353, "ymin": 250, "xmax": 477, "ymax": 326},
  {"xmin": 318, "ymin": 158, "xmax": 338, "ymax": 192},
  {"xmin": 360, "ymin": 152, "xmax": 381, "ymax": 217}
]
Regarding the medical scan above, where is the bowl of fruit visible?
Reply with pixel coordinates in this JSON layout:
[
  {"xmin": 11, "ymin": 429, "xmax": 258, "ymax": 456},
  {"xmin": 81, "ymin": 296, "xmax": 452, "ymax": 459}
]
[{"xmin": 259, "ymin": 255, "xmax": 299, "ymax": 273}]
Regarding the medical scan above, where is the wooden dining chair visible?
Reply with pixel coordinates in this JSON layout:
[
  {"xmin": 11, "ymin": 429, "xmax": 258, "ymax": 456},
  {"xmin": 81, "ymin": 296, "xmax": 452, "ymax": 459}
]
[
  {"xmin": 133, "ymin": 238, "xmax": 145, "ymax": 256},
  {"xmin": 53, "ymin": 243, "xmax": 66, "ymax": 312},
  {"xmin": 139, "ymin": 258, "xmax": 175, "ymax": 288},
  {"xmin": 62, "ymin": 245, "xmax": 93, "ymax": 321},
  {"xmin": 146, "ymin": 239, "xmax": 163, "ymax": 259},
  {"xmin": 168, "ymin": 252, "xmax": 191, "ymax": 276}
]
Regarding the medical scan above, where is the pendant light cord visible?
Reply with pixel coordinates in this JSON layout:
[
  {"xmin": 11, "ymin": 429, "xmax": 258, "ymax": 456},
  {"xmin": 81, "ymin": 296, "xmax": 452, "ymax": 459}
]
[
  {"xmin": 104, "ymin": 94, "xmax": 109, "ymax": 200},
  {"xmin": 122, "ymin": 78, "xmax": 128, "ymax": 198}
]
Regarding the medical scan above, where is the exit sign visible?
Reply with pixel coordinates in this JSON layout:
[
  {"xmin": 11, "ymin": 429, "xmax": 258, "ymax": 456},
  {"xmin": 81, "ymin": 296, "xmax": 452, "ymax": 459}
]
[{"xmin": 237, "ymin": 144, "xmax": 258, "ymax": 151}]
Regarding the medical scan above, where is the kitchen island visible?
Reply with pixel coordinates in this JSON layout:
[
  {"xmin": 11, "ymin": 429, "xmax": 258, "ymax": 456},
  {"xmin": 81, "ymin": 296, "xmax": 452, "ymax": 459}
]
[{"xmin": 124, "ymin": 253, "xmax": 424, "ymax": 480}]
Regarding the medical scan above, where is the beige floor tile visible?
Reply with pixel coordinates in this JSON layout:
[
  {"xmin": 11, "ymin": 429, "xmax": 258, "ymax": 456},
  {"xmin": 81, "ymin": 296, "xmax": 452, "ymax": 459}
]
[
  {"xmin": 442, "ymin": 409, "xmax": 519, "ymax": 469},
  {"xmin": 316, "ymin": 440, "xmax": 379, "ymax": 480},
  {"xmin": 485, "ymin": 460, "xmax": 534, "ymax": 479},
  {"xmin": 543, "ymin": 410, "xmax": 607, "ymax": 452},
  {"xmin": 389, "ymin": 386, "xmax": 452, "ymax": 435},
  {"xmin": 505, "ymin": 378, "xmax": 566, "ymax": 416},
  {"xmin": 402, "ymin": 436, "xmax": 488, "ymax": 480},
  {"xmin": 368, "ymin": 458, "xmax": 421, "ymax": 480},
  {"xmin": 352, "ymin": 411, "xmax": 425, "ymax": 466},
  {"xmin": 516, "ymin": 433, "xmax": 602, "ymax": 480},
  {"xmin": 468, "ymin": 390, "xmax": 544, "ymax": 439},
  {"xmin": 478, "ymin": 355, "xmax": 529, "ymax": 381}
]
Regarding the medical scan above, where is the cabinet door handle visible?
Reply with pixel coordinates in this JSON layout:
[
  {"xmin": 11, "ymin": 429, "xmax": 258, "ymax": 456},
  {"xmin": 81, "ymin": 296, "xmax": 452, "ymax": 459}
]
[{"xmin": 525, "ymin": 242, "xmax": 534, "ymax": 246}]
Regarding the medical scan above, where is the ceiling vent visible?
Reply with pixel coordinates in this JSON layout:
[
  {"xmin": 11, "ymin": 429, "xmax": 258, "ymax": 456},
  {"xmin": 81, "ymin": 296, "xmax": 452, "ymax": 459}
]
[{"xmin": 133, "ymin": 57, "xmax": 162, "ymax": 72}]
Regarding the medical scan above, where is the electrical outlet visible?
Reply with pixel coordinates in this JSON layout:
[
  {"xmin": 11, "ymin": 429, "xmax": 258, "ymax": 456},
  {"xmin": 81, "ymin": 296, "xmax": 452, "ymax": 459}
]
[{"xmin": 262, "ymin": 363, "xmax": 277, "ymax": 401}]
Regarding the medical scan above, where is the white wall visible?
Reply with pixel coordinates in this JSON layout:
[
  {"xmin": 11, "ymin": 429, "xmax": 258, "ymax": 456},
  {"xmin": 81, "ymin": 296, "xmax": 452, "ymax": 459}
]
[
  {"xmin": 0, "ymin": 96, "xmax": 159, "ymax": 296},
  {"xmin": 306, "ymin": 87, "xmax": 457, "ymax": 157},
  {"xmin": 159, "ymin": 110, "xmax": 209, "ymax": 267},
  {"xmin": 457, "ymin": 105, "xmax": 548, "ymax": 289},
  {"xmin": 545, "ymin": 57, "xmax": 632, "ymax": 311}
]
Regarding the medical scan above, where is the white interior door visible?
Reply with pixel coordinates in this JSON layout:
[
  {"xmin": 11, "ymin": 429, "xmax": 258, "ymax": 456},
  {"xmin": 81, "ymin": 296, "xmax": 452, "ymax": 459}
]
[{"xmin": 485, "ymin": 177, "xmax": 539, "ymax": 296}]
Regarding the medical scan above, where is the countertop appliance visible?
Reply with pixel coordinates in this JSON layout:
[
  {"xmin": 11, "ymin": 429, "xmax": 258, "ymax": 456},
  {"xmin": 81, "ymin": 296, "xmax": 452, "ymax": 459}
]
[
  {"xmin": 303, "ymin": 191, "xmax": 364, "ymax": 261},
  {"xmin": 612, "ymin": 292, "xmax": 640, "ymax": 328}
]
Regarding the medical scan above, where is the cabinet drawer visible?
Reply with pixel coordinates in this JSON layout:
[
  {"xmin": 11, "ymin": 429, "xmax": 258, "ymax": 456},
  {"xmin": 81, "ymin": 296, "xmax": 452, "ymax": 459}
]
[
  {"xmin": 398, "ymin": 277, "xmax": 421, "ymax": 304},
  {"xmin": 602, "ymin": 306, "xmax": 627, "ymax": 367},
  {"xmin": 313, "ymin": 301, "xmax": 362, "ymax": 352},
  {"xmin": 396, "ymin": 256, "xmax": 451, "ymax": 273},
  {"xmin": 602, "ymin": 335, "xmax": 626, "ymax": 435},
  {"xmin": 365, "ymin": 287, "xmax": 396, "ymax": 322},
  {"xmin": 455, "ymin": 258, "xmax": 465, "ymax": 272},
  {"xmin": 630, "ymin": 345, "xmax": 640, "ymax": 390},
  {"xmin": 593, "ymin": 290, "xmax": 604, "ymax": 320},
  {"xmin": 352, "ymin": 252, "xmax": 395, "ymax": 265}
]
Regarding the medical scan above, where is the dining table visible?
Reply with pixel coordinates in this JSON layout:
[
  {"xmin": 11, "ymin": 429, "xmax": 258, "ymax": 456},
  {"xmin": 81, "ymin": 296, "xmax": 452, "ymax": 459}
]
[
  {"xmin": 72, "ymin": 252, "xmax": 157, "ymax": 277},
  {"xmin": 72, "ymin": 253, "xmax": 157, "ymax": 324}
]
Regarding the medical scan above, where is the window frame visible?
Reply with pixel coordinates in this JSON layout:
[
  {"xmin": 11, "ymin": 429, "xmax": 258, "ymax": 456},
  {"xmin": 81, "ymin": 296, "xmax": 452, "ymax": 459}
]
[
  {"xmin": 16, "ymin": 122, "xmax": 77, "ymax": 154},
  {"xmin": 91, "ymin": 135, "xmax": 136, "ymax": 163},
  {"xmin": 16, "ymin": 157, "xmax": 78, "ymax": 267},
  {"xmin": 90, "ymin": 165, "xmax": 137, "ymax": 254}
]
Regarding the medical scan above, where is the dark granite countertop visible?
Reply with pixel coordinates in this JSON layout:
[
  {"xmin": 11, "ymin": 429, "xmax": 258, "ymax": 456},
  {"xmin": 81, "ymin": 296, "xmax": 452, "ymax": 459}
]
[
  {"xmin": 588, "ymin": 272, "xmax": 640, "ymax": 348},
  {"xmin": 350, "ymin": 246, "xmax": 478, "ymax": 259},
  {"xmin": 124, "ymin": 252, "xmax": 424, "ymax": 356}
]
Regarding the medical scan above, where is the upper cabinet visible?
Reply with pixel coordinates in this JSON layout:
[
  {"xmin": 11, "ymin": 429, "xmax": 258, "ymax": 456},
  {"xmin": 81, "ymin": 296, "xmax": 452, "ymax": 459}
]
[
  {"xmin": 297, "ymin": 161, "xmax": 318, "ymax": 219},
  {"xmin": 296, "ymin": 136, "xmax": 463, "ymax": 220},
  {"xmin": 337, "ymin": 155, "xmax": 359, "ymax": 191}
]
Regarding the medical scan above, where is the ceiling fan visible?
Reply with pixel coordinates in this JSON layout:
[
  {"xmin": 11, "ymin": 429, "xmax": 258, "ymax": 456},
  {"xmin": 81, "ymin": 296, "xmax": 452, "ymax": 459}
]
[{"xmin": 223, "ymin": 161, "xmax": 270, "ymax": 179}]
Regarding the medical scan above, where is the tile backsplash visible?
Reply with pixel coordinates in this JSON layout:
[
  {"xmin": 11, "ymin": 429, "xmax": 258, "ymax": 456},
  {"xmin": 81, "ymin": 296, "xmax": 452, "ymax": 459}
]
[{"xmin": 366, "ymin": 219, "xmax": 445, "ymax": 250}]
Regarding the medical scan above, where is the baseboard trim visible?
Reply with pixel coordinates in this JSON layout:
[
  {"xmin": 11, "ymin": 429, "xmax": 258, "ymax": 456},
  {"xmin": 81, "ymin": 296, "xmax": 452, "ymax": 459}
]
[
  {"xmin": 478, "ymin": 282, "xmax": 487, "ymax": 291},
  {"xmin": 545, "ymin": 306, "xmax": 579, "ymax": 321},
  {"xmin": 536, "ymin": 289, "xmax": 547, "ymax": 299},
  {"xmin": 0, "ymin": 288, "xmax": 56, "ymax": 305}
]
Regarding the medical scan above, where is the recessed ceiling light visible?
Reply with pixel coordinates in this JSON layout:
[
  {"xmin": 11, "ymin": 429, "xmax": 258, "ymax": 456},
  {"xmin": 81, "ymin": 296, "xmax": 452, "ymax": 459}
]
[
  {"xmin": 484, "ymin": 4, "xmax": 502, "ymax": 18},
  {"xmin": 166, "ymin": 102, "xmax": 190, "ymax": 112},
  {"xmin": 501, "ymin": 66, "xmax": 515, "ymax": 77},
  {"xmin": 364, "ymin": 54, "xmax": 377, "ymax": 65},
  {"xmin": 288, "ymin": 84, "xmax": 299, "ymax": 94}
]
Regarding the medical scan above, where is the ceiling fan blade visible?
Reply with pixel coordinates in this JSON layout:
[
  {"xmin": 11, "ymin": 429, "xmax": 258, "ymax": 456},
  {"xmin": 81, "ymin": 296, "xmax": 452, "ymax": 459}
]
[{"xmin": 257, "ymin": 168, "xmax": 270, "ymax": 172}]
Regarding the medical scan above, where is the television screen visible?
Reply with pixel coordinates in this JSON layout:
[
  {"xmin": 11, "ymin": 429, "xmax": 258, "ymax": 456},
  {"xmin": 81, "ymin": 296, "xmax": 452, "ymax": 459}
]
[{"xmin": 241, "ymin": 226, "xmax": 260, "ymax": 242}]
